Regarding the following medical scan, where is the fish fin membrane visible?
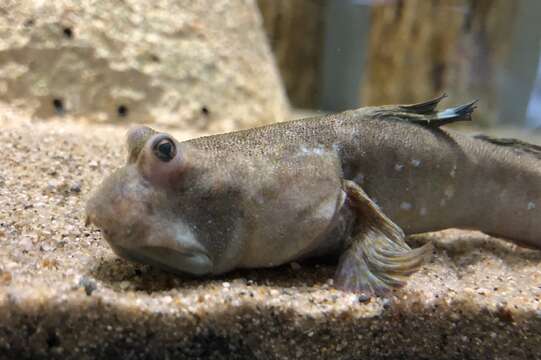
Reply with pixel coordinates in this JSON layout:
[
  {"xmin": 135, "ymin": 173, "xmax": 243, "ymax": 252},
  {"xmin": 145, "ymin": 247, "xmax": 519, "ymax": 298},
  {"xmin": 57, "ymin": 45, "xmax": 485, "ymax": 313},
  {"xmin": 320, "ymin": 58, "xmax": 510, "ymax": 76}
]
[
  {"xmin": 372, "ymin": 95, "xmax": 478, "ymax": 128},
  {"xmin": 335, "ymin": 232, "xmax": 433, "ymax": 296},
  {"xmin": 400, "ymin": 93, "xmax": 448, "ymax": 114},
  {"xmin": 334, "ymin": 180, "xmax": 433, "ymax": 297}
]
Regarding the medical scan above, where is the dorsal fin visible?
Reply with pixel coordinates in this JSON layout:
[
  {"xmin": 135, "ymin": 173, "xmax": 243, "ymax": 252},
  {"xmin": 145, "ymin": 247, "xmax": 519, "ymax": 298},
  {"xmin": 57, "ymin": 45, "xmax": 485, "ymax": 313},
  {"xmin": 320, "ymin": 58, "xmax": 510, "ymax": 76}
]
[
  {"xmin": 372, "ymin": 96, "xmax": 478, "ymax": 128},
  {"xmin": 400, "ymin": 93, "xmax": 448, "ymax": 114},
  {"xmin": 474, "ymin": 135, "xmax": 541, "ymax": 160},
  {"xmin": 435, "ymin": 100, "xmax": 478, "ymax": 121}
]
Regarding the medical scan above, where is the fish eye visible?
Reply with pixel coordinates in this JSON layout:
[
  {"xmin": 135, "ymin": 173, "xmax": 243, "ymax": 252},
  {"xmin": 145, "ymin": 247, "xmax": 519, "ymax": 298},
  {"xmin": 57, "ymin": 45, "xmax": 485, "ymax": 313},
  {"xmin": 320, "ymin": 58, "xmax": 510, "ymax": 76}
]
[{"xmin": 152, "ymin": 137, "xmax": 176, "ymax": 162}]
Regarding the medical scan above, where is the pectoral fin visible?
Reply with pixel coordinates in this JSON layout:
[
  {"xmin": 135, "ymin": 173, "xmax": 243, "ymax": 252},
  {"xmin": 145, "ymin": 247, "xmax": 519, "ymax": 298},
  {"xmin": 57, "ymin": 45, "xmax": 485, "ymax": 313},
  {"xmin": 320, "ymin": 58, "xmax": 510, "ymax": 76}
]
[{"xmin": 334, "ymin": 180, "xmax": 433, "ymax": 296}]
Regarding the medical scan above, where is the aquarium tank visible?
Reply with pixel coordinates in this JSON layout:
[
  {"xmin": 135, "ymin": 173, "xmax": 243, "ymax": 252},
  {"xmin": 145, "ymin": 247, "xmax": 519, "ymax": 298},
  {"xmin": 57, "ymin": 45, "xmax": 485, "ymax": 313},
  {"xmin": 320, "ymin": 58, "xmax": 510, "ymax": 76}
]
[{"xmin": 0, "ymin": 1, "xmax": 540, "ymax": 359}]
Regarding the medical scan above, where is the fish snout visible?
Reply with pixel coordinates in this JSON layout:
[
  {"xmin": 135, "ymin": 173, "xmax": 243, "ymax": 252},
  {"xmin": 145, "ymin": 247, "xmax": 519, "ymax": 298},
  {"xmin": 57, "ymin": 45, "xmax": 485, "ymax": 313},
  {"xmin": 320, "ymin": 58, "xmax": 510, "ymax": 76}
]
[{"xmin": 84, "ymin": 193, "xmax": 125, "ymax": 244}]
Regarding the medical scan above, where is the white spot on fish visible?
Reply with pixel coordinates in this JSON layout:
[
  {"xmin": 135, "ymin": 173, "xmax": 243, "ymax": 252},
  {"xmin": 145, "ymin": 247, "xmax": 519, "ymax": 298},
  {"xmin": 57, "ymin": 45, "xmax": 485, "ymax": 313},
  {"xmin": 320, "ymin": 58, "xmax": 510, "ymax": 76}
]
[
  {"xmin": 332, "ymin": 143, "xmax": 341, "ymax": 152},
  {"xmin": 315, "ymin": 199, "xmax": 337, "ymax": 220},
  {"xmin": 411, "ymin": 159, "xmax": 421, "ymax": 167},
  {"xmin": 527, "ymin": 202, "xmax": 536, "ymax": 210},
  {"xmin": 420, "ymin": 207, "xmax": 427, "ymax": 216},
  {"xmin": 394, "ymin": 164, "xmax": 404, "ymax": 172},
  {"xmin": 400, "ymin": 202, "xmax": 412, "ymax": 211},
  {"xmin": 300, "ymin": 145, "xmax": 325, "ymax": 156}
]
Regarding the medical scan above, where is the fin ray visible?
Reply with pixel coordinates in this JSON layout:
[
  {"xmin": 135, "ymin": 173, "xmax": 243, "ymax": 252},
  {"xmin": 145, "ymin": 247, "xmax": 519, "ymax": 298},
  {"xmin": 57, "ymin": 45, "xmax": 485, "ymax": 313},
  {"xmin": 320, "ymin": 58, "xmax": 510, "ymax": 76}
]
[
  {"xmin": 436, "ymin": 99, "xmax": 478, "ymax": 121},
  {"xmin": 334, "ymin": 181, "xmax": 433, "ymax": 297},
  {"xmin": 400, "ymin": 93, "xmax": 447, "ymax": 114},
  {"xmin": 373, "ymin": 95, "xmax": 478, "ymax": 128}
]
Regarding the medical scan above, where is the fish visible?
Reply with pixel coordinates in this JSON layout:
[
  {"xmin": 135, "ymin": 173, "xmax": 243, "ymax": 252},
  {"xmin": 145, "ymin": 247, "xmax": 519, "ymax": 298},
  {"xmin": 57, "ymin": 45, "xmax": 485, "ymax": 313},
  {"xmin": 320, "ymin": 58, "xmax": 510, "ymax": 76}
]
[{"xmin": 86, "ymin": 94, "xmax": 541, "ymax": 297}]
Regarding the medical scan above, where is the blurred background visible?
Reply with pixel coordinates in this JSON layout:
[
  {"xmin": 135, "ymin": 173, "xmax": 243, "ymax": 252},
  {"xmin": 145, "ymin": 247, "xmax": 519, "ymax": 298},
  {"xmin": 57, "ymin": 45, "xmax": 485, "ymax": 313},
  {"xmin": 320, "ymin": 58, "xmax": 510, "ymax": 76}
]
[
  {"xmin": 3, "ymin": 3, "xmax": 541, "ymax": 358},
  {"xmin": 259, "ymin": 0, "xmax": 541, "ymax": 128},
  {"xmin": 1, "ymin": 0, "xmax": 541, "ymax": 132}
]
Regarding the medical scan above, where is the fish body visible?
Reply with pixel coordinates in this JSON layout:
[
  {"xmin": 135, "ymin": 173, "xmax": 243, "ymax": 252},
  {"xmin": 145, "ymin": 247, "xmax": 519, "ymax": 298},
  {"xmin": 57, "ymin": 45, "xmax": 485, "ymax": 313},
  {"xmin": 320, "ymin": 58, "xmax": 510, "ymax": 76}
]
[{"xmin": 86, "ymin": 96, "xmax": 541, "ymax": 296}]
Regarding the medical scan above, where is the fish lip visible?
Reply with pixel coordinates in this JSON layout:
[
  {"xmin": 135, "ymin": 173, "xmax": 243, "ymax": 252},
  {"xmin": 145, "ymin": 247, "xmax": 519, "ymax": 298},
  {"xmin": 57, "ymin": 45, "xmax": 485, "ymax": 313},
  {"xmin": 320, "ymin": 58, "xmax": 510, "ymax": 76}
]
[
  {"xmin": 137, "ymin": 245, "xmax": 194, "ymax": 258},
  {"xmin": 111, "ymin": 244, "xmax": 212, "ymax": 276}
]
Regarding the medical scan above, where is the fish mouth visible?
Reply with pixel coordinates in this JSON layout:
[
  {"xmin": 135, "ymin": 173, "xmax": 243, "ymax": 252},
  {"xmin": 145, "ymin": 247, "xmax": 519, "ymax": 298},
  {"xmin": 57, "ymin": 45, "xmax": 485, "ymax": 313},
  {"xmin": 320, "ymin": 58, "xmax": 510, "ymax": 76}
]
[{"xmin": 110, "ymin": 245, "xmax": 213, "ymax": 276}]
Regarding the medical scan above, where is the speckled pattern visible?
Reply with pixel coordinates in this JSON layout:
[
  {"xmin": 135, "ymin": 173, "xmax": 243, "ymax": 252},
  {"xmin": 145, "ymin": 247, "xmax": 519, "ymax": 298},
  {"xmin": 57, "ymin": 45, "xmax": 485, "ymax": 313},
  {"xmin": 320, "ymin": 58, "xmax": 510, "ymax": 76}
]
[
  {"xmin": 0, "ymin": 109, "xmax": 540, "ymax": 359},
  {"xmin": 0, "ymin": 0, "xmax": 289, "ymax": 131}
]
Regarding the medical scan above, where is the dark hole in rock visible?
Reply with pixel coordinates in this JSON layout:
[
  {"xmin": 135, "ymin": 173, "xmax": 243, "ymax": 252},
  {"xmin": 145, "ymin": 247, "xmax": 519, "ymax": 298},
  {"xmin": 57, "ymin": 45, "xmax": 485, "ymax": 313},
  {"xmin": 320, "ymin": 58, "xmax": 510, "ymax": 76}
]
[
  {"xmin": 52, "ymin": 98, "xmax": 64, "ymax": 115},
  {"xmin": 63, "ymin": 27, "xmax": 73, "ymax": 38},
  {"xmin": 46, "ymin": 331, "xmax": 61, "ymax": 348},
  {"xmin": 201, "ymin": 106, "xmax": 210, "ymax": 116},
  {"xmin": 24, "ymin": 19, "xmax": 34, "ymax": 27},
  {"xmin": 150, "ymin": 54, "xmax": 160, "ymax": 62},
  {"xmin": 117, "ymin": 105, "xmax": 128, "ymax": 118}
]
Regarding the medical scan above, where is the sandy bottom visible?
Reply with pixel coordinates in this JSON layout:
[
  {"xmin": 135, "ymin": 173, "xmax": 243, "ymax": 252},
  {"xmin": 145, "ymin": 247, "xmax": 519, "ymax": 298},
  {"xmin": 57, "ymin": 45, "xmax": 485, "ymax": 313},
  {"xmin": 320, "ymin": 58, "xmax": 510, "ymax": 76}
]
[{"xmin": 0, "ymin": 108, "xmax": 540, "ymax": 359}]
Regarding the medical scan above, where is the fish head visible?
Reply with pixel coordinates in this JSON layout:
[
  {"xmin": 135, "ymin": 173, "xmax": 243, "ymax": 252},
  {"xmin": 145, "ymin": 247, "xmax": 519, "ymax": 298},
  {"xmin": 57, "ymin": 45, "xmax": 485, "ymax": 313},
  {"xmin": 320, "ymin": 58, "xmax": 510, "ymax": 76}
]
[{"xmin": 85, "ymin": 126, "xmax": 213, "ymax": 276}]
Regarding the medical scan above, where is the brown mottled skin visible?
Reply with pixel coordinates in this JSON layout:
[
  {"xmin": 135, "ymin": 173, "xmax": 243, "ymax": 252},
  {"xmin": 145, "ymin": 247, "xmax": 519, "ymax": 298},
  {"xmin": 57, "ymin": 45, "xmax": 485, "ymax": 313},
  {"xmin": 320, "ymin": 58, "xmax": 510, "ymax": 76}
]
[{"xmin": 86, "ymin": 96, "xmax": 541, "ymax": 296}]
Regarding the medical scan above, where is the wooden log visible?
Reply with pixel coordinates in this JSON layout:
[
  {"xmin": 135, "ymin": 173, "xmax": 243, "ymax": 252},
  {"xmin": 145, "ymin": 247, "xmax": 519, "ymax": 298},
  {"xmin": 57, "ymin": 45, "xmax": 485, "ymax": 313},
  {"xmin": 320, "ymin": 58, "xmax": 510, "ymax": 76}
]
[
  {"xmin": 361, "ymin": 0, "xmax": 521, "ymax": 126},
  {"xmin": 257, "ymin": 0, "xmax": 325, "ymax": 108}
]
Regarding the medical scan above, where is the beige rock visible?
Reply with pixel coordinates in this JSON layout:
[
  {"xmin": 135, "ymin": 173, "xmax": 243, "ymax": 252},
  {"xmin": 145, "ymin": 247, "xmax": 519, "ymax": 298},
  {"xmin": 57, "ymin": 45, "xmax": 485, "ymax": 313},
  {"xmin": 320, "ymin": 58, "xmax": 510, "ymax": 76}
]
[{"xmin": 0, "ymin": 0, "xmax": 289, "ymax": 132}]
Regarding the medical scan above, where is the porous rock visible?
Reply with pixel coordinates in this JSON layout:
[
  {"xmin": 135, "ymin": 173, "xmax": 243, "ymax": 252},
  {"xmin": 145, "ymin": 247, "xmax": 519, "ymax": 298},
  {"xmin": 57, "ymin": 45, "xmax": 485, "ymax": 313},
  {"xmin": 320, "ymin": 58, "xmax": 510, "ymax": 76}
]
[{"xmin": 0, "ymin": 0, "xmax": 289, "ymax": 131}]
